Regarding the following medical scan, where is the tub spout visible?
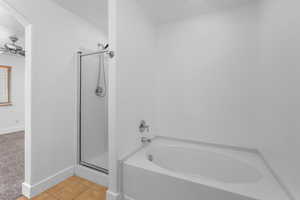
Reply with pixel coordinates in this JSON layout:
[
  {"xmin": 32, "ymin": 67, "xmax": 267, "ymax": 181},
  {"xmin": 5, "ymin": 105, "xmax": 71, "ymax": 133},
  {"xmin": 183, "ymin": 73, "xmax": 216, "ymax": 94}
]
[{"xmin": 141, "ymin": 136, "xmax": 151, "ymax": 144}]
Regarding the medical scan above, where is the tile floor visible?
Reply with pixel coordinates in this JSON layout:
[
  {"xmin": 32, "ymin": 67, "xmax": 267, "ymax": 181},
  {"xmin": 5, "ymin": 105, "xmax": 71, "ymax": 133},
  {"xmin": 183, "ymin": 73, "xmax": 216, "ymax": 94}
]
[{"xmin": 16, "ymin": 176, "xmax": 107, "ymax": 200}]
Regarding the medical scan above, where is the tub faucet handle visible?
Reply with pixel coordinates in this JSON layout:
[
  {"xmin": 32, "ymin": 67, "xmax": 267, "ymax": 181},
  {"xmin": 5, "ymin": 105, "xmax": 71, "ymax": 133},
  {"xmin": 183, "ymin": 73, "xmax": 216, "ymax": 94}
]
[{"xmin": 139, "ymin": 120, "xmax": 149, "ymax": 133}]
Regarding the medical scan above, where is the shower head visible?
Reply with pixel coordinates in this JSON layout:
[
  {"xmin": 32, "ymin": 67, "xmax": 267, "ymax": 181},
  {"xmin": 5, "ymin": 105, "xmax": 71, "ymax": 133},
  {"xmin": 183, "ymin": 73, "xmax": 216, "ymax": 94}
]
[{"xmin": 97, "ymin": 43, "xmax": 109, "ymax": 50}]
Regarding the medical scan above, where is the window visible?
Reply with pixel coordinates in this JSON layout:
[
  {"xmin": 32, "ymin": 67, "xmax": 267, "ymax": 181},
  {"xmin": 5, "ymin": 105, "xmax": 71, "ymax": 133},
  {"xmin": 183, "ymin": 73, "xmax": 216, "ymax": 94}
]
[{"xmin": 0, "ymin": 66, "xmax": 12, "ymax": 106}]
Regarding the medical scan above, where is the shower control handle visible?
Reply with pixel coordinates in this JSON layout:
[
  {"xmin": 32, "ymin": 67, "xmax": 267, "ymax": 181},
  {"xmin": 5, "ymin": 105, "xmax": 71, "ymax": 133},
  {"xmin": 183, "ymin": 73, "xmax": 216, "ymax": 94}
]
[
  {"xmin": 139, "ymin": 120, "xmax": 149, "ymax": 133},
  {"xmin": 108, "ymin": 51, "xmax": 115, "ymax": 58}
]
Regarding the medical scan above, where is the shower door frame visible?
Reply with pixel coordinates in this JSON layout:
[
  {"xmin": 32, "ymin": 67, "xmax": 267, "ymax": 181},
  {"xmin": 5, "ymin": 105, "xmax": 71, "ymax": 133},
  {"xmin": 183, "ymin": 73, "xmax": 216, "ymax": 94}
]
[{"xmin": 77, "ymin": 51, "xmax": 109, "ymax": 175}]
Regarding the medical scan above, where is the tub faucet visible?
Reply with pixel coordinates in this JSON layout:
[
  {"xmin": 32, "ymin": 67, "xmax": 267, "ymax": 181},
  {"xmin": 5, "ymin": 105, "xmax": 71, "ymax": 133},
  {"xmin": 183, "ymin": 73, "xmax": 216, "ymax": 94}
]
[
  {"xmin": 139, "ymin": 120, "xmax": 151, "ymax": 144},
  {"xmin": 141, "ymin": 136, "xmax": 151, "ymax": 144}
]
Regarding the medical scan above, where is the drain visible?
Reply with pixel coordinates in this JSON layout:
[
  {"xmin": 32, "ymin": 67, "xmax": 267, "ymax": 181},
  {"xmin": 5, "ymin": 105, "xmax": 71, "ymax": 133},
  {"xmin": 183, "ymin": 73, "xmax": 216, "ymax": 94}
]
[{"xmin": 148, "ymin": 154, "xmax": 153, "ymax": 161}]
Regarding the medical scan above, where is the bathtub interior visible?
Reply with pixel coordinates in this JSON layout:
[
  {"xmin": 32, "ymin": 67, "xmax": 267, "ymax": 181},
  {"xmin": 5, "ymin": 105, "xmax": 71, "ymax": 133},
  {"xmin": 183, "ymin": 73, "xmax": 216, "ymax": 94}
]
[
  {"xmin": 123, "ymin": 137, "xmax": 290, "ymax": 200},
  {"xmin": 146, "ymin": 143, "xmax": 263, "ymax": 183}
]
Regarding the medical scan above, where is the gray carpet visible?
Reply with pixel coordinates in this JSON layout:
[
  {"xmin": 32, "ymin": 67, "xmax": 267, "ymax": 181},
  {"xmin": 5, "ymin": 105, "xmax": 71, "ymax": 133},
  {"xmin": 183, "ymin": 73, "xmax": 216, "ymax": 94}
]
[{"xmin": 0, "ymin": 131, "xmax": 24, "ymax": 200}]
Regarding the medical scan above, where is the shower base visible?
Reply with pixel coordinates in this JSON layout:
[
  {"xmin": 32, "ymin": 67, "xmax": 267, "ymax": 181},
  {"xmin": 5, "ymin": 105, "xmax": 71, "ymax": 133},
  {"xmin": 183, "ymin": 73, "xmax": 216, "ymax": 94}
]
[
  {"xmin": 89, "ymin": 151, "xmax": 108, "ymax": 170},
  {"xmin": 75, "ymin": 164, "xmax": 108, "ymax": 187}
]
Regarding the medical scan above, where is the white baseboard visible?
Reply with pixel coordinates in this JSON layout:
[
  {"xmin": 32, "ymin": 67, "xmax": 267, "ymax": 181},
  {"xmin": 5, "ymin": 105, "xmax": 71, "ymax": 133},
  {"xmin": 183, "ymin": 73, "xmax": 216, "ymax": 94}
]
[
  {"xmin": 0, "ymin": 126, "xmax": 24, "ymax": 135},
  {"xmin": 107, "ymin": 190, "xmax": 121, "ymax": 200},
  {"xmin": 22, "ymin": 166, "xmax": 74, "ymax": 198},
  {"xmin": 74, "ymin": 165, "xmax": 108, "ymax": 187},
  {"xmin": 21, "ymin": 182, "xmax": 31, "ymax": 198}
]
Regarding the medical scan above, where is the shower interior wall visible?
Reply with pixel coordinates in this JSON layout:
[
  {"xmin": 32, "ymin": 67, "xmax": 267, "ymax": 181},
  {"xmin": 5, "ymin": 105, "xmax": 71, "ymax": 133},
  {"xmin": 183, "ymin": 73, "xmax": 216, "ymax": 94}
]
[{"xmin": 80, "ymin": 53, "xmax": 108, "ymax": 170}]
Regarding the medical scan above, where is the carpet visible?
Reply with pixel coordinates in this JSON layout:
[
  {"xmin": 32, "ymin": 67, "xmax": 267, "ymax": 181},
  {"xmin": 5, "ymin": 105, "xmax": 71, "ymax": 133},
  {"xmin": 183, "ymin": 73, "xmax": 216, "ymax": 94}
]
[{"xmin": 0, "ymin": 131, "xmax": 24, "ymax": 200}]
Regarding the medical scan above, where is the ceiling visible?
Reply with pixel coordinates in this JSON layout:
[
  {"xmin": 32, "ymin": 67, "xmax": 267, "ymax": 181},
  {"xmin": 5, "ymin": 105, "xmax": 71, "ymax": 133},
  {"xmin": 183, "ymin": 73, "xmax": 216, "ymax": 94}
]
[
  {"xmin": 50, "ymin": 0, "xmax": 255, "ymax": 32},
  {"xmin": 0, "ymin": 5, "xmax": 24, "ymax": 46},
  {"xmin": 137, "ymin": 0, "xmax": 256, "ymax": 24},
  {"xmin": 51, "ymin": 0, "xmax": 108, "ymax": 33}
]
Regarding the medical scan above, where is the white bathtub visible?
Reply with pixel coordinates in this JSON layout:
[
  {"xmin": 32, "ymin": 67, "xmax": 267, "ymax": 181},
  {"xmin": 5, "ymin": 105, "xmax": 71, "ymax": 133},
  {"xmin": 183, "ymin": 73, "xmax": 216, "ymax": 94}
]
[{"xmin": 122, "ymin": 137, "xmax": 290, "ymax": 200}]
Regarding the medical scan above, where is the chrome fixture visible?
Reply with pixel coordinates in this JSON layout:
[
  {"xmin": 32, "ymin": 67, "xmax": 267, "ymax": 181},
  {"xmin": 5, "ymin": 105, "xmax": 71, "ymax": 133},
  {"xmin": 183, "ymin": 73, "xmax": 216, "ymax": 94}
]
[
  {"xmin": 139, "ymin": 120, "xmax": 149, "ymax": 133},
  {"xmin": 0, "ymin": 36, "xmax": 25, "ymax": 56},
  {"xmin": 141, "ymin": 136, "xmax": 152, "ymax": 144},
  {"xmin": 98, "ymin": 43, "xmax": 109, "ymax": 50},
  {"xmin": 148, "ymin": 154, "xmax": 153, "ymax": 161},
  {"xmin": 95, "ymin": 43, "xmax": 108, "ymax": 97},
  {"xmin": 107, "ymin": 51, "xmax": 115, "ymax": 58},
  {"xmin": 139, "ymin": 120, "xmax": 151, "ymax": 144},
  {"xmin": 79, "ymin": 49, "xmax": 115, "ymax": 58}
]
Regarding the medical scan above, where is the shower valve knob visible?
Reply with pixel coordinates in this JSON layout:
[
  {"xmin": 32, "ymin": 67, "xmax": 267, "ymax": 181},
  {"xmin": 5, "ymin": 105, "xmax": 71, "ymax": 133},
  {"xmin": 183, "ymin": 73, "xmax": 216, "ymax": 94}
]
[
  {"xmin": 108, "ymin": 51, "xmax": 115, "ymax": 58},
  {"xmin": 139, "ymin": 120, "xmax": 149, "ymax": 133}
]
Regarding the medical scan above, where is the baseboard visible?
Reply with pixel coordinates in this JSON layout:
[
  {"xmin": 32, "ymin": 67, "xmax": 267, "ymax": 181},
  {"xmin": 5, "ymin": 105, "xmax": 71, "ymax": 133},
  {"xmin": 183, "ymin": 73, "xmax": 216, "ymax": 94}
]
[
  {"xmin": 74, "ymin": 165, "xmax": 108, "ymax": 187},
  {"xmin": 0, "ymin": 126, "xmax": 24, "ymax": 135},
  {"xmin": 22, "ymin": 166, "xmax": 74, "ymax": 198},
  {"xmin": 106, "ymin": 190, "xmax": 121, "ymax": 200},
  {"xmin": 21, "ymin": 182, "xmax": 31, "ymax": 198}
]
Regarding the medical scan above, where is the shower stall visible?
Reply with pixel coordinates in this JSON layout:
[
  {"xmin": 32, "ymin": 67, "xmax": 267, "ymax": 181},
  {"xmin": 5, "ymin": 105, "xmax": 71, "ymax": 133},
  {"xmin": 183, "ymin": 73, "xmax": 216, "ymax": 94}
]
[{"xmin": 77, "ymin": 45, "xmax": 113, "ymax": 174}]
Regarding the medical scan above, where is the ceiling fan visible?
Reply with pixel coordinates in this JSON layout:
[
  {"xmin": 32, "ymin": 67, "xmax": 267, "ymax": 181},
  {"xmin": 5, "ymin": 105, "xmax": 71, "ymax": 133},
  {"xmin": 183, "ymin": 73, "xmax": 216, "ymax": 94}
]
[{"xmin": 0, "ymin": 36, "xmax": 25, "ymax": 56}]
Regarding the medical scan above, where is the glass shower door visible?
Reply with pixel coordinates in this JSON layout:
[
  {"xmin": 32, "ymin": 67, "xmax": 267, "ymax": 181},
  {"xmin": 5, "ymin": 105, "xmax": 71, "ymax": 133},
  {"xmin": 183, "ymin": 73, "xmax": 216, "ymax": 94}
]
[{"xmin": 79, "ymin": 52, "xmax": 108, "ymax": 174}]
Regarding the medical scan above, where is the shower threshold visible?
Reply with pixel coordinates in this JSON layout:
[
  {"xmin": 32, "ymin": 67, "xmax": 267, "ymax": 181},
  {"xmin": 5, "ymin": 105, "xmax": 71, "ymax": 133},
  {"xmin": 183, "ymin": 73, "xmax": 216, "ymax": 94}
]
[{"xmin": 80, "ymin": 160, "xmax": 109, "ymax": 174}]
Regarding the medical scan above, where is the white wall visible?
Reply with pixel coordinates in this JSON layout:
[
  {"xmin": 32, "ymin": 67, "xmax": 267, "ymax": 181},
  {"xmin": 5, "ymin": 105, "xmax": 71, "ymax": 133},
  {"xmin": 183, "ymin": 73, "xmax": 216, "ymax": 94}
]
[
  {"xmin": 156, "ymin": 4, "xmax": 260, "ymax": 146},
  {"xmin": 156, "ymin": 2, "xmax": 299, "ymax": 199},
  {"xmin": 0, "ymin": 54, "xmax": 25, "ymax": 134},
  {"xmin": 116, "ymin": 0, "xmax": 157, "ymax": 158},
  {"xmin": 259, "ymin": 0, "xmax": 300, "ymax": 198},
  {"xmin": 3, "ymin": 0, "xmax": 106, "ymax": 193}
]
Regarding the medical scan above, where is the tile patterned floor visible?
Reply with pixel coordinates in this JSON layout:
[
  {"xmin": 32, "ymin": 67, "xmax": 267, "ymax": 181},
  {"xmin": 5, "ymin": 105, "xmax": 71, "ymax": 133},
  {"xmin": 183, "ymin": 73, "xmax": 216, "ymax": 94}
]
[
  {"xmin": 0, "ymin": 131, "xmax": 24, "ymax": 200},
  {"xmin": 16, "ymin": 176, "xmax": 107, "ymax": 200}
]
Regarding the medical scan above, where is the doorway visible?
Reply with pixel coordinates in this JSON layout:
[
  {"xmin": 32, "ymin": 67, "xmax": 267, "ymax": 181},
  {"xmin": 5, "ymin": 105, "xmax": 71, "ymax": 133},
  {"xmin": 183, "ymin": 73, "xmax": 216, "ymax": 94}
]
[{"xmin": 0, "ymin": 1, "xmax": 31, "ymax": 199}]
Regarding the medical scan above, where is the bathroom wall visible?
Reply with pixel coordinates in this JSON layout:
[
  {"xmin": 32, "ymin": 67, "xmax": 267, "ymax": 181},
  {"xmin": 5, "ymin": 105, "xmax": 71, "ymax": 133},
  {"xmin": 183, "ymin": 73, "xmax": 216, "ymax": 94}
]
[
  {"xmin": 155, "ymin": 1, "xmax": 299, "ymax": 198},
  {"xmin": 258, "ymin": 0, "xmax": 300, "ymax": 197},
  {"xmin": 0, "ymin": 54, "xmax": 25, "ymax": 134},
  {"xmin": 113, "ymin": 0, "xmax": 262, "ymax": 173},
  {"xmin": 115, "ymin": 0, "xmax": 157, "ymax": 158},
  {"xmin": 156, "ymin": 2, "xmax": 261, "ymax": 153},
  {"xmin": 3, "ymin": 0, "xmax": 106, "ymax": 191}
]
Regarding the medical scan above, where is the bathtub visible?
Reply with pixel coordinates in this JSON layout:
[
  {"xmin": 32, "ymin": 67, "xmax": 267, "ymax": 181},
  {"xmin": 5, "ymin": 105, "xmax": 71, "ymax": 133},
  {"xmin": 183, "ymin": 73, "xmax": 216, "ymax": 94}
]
[{"xmin": 122, "ymin": 137, "xmax": 290, "ymax": 200}]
